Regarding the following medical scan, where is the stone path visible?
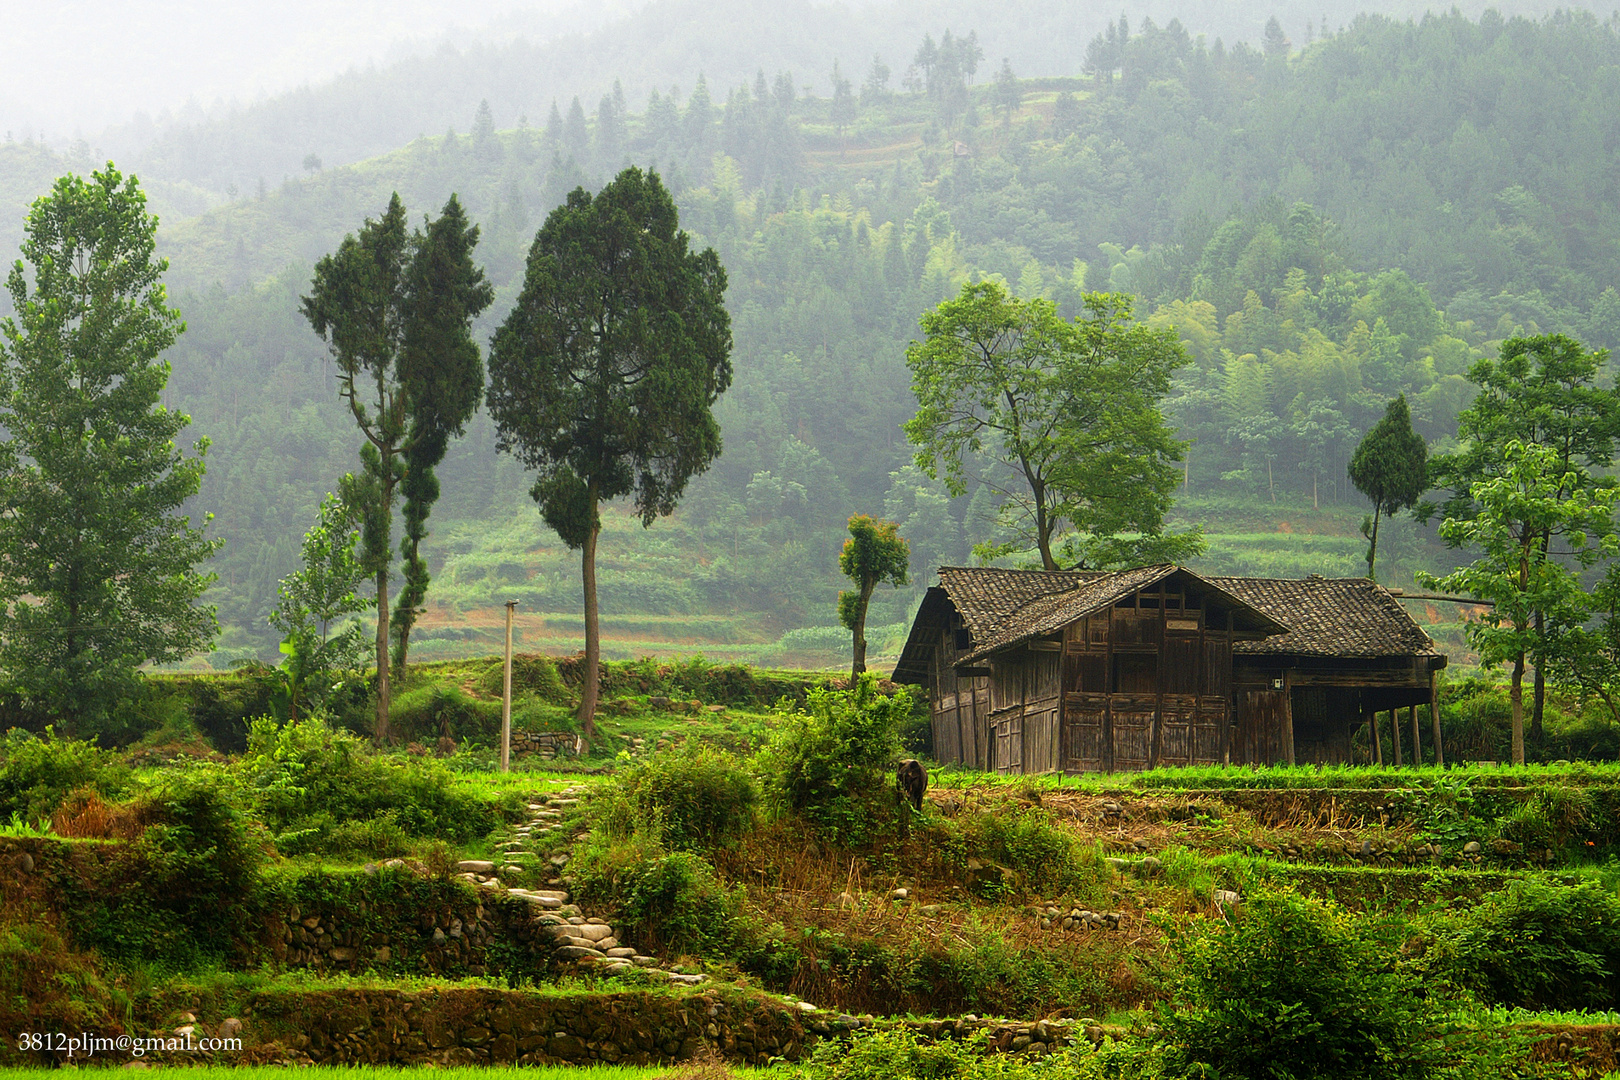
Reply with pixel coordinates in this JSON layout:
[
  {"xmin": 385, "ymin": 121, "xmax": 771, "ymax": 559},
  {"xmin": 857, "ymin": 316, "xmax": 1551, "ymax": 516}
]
[{"xmin": 452, "ymin": 787, "xmax": 706, "ymax": 986}]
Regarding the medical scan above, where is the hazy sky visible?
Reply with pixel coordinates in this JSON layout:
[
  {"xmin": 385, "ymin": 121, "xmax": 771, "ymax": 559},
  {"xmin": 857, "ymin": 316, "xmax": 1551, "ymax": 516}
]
[{"xmin": 0, "ymin": 0, "xmax": 599, "ymax": 137}]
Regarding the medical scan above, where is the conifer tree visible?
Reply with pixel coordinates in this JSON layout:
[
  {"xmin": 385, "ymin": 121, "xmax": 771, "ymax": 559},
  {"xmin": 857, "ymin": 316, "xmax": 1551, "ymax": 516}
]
[{"xmin": 1348, "ymin": 395, "xmax": 1427, "ymax": 580}]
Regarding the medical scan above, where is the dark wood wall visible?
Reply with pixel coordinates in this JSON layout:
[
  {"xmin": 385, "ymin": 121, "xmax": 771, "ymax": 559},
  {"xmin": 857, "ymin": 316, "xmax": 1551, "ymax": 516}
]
[
  {"xmin": 929, "ymin": 619, "xmax": 991, "ymax": 770},
  {"xmin": 989, "ymin": 649, "xmax": 1062, "ymax": 774},
  {"xmin": 1059, "ymin": 581, "xmax": 1232, "ymax": 774}
]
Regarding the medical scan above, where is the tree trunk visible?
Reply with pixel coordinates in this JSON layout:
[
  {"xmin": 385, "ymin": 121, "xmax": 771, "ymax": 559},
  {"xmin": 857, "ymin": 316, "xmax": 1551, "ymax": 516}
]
[
  {"xmin": 577, "ymin": 500, "xmax": 601, "ymax": 746},
  {"xmin": 374, "ymin": 562, "xmax": 391, "ymax": 743},
  {"xmin": 1370, "ymin": 709, "xmax": 1383, "ymax": 764},
  {"xmin": 1409, "ymin": 705, "xmax": 1421, "ymax": 767},
  {"xmin": 1390, "ymin": 707, "xmax": 1402, "ymax": 766},
  {"xmin": 1531, "ymin": 608, "xmax": 1545, "ymax": 744},
  {"xmin": 851, "ymin": 578, "xmax": 874, "ymax": 681},
  {"xmin": 1365, "ymin": 504, "xmax": 1382, "ymax": 580},
  {"xmin": 1430, "ymin": 671, "xmax": 1445, "ymax": 768},
  {"xmin": 1510, "ymin": 651, "xmax": 1526, "ymax": 765}
]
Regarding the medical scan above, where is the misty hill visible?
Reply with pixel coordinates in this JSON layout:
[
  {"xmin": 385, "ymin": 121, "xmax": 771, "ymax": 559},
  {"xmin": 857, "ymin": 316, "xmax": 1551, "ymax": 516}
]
[
  {"xmin": 5, "ymin": 7, "xmax": 1617, "ymax": 667},
  {"xmin": 79, "ymin": 0, "xmax": 1567, "ymax": 199}
]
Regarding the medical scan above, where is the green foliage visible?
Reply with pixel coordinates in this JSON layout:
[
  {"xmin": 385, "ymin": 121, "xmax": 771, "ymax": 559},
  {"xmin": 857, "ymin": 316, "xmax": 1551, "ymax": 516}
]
[
  {"xmin": 904, "ymin": 281, "xmax": 1197, "ymax": 571},
  {"xmin": 236, "ymin": 716, "xmax": 503, "ymax": 852},
  {"xmin": 1348, "ymin": 394, "xmax": 1427, "ymax": 579},
  {"xmin": 1427, "ymin": 879, "xmax": 1620, "ymax": 1009},
  {"xmin": 267, "ymin": 491, "xmax": 374, "ymax": 723},
  {"xmin": 488, "ymin": 165, "xmax": 732, "ymax": 733},
  {"xmin": 1157, "ymin": 889, "xmax": 1449, "ymax": 1080},
  {"xmin": 389, "ymin": 683, "xmax": 501, "ymax": 745},
  {"xmin": 837, "ymin": 513, "xmax": 909, "ymax": 677},
  {"xmin": 66, "ymin": 767, "xmax": 264, "ymax": 972},
  {"xmin": 758, "ymin": 673, "xmax": 909, "ymax": 844},
  {"xmin": 0, "ymin": 728, "xmax": 128, "ymax": 822},
  {"xmin": 0, "ymin": 163, "xmax": 219, "ymax": 736},
  {"xmin": 970, "ymin": 809, "xmax": 1110, "ymax": 900},
  {"xmin": 571, "ymin": 831, "xmax": 739, "ymax": 958},
  {"xmin": 595, "ymin": 737, "xmax": 757, "ymax": 852},
  {"xmin": 0, "ymin": 917, "xmax": 129, "ymax": 1061},
  {"xmin": 794, "ymin": 1026, "xmax": 1066, "ymax": 1080}
]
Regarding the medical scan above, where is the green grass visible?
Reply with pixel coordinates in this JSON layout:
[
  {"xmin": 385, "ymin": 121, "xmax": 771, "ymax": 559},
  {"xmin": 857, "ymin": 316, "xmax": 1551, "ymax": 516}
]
[{"xmin": 0, "ymin": 1067, "xmax": 785, "ymax": 1078}]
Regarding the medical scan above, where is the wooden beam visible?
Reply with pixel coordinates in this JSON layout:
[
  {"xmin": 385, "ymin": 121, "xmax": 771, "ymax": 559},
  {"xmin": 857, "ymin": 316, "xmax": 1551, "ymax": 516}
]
[
  {"xmin": 1390, "ymin": 708, "xmax": 1403, "ymax": 767},
  {"xmin": 1370, "ymin": 710, "xmax": 1383, "ymax": 765},
  {"xmin": 1282, "ymin": 670, "xmax": 1295, "ymax": 767},
  {"xmin": 1409, "ymin": 705, "xmax": 1422, "ymax": 768},
  {"xmin": 1430, "ymin": 671, "xmax": 1445, "ymax": 768}
]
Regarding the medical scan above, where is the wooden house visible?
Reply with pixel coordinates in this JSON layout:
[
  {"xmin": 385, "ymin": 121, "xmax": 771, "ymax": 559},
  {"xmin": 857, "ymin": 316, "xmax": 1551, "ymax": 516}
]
[{"xmin": 891, "ymin": 565, "xmax": 1446, "ymax": 774}]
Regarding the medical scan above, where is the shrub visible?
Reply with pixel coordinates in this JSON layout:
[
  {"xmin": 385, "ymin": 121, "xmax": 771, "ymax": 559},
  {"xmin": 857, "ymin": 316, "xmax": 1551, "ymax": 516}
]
[
  {"xmin": 64, "ymin": 767, "xmax": 265, "ymax": 971},
  {"xmin": 1427, "ymin": 879, "xmax": 1620, "ymax": 1009},
  {"xmin": 1157, "ymin": 889, "xmax": 1447, "ymax": 1080},
  {"xmin": 1492, "ymin": 787, "xmax": 1595, "ymax": 854},
  {"xmin": 973, "ymin": 809, "xmax": 1109, "ymax": 899},
  {"xmin": 0, "ymin": 728, "xmax": 128, "ymax": 822},
  {"xmin": 0, "ymin": 917, "xmax": 128, "ymax": 1062},
  {"xmin": 758, "ymin": 673, "xmax": 909, "ymax": 845},
  {"xmin": 235, "ymin": 716, "xmax": 505, "ymax": 851},
  {"xmin": 599, "ymin": 738, "xmax": 756, "ymax": 852},
  {"xmin": 389, "ymin": 684, "xmax": 501, "ymax": 744},
  {"xmin": 571, "ymin": 831, "xmax": 738, "ymax": 958}
]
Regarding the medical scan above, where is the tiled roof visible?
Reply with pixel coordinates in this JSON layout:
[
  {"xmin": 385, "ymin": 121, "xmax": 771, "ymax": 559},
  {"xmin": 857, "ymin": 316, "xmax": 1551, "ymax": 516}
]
[
  {"xmin": 1209, "ymin": 576, "xmax": 1439, "ymax": 658},
  {"xmin": 935, "ymin": 566, "xmax": 1099, "ymax": 638},
  {"xmin": 955, "ymin": 565, "xmax": 1292, "ymax": 664},
  {"xmin": 892, "ymin": 567, "xmax": 1437, "ymax": 683}
]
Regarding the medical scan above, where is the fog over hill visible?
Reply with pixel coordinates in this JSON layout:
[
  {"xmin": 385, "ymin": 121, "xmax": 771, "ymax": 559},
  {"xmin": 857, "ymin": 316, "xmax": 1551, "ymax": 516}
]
[{"xmin": 4, "ymin": 0, "xmax": 1573, "ymax": 200}]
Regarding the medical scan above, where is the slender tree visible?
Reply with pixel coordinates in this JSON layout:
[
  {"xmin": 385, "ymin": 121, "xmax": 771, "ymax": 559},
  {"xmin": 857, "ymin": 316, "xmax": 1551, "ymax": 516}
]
[
  {"xmin": 392, "ymin": 199, "xmax": 494, "ymax": 670},
  {"xmin": 1348, "ymin": 395, "xmax": 1427, "ymax": 580},
  {"xmin": 302, "ymin": 193, "xmax": 491, "ymax": 741},
  {"xmin": 1423, "ymin": 334, "xmax": 1620, "ymax": 741},
  {"xmin": 488, "ymin": 167, "xmax": 731, "ymax": 742},
  {"xmin": 837, "ymin": 515, "xmax": 910, "ymax": 679},
  {"xmin": 0, "ymin": 165, "xmax": 220, "ymax": 735}
]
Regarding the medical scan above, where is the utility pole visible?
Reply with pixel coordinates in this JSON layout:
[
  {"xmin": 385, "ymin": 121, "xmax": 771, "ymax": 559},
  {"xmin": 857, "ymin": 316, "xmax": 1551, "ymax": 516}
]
[{"xmin": 501, "ymin": 599, "xmax": 517, "ymax": 772}]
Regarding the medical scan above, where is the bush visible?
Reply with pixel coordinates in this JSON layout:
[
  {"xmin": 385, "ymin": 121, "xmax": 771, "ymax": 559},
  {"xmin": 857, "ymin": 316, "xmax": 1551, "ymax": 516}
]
[
  {"xmin": 0, "ymin": 728, "xmax": 128, "ymax": 822},
  {"xmin": 1157, "ymin": 889, "xmax": 1447, "ymax": 1080},
  {"xmin": 973, "ymin": 809, "xmax": 1109, "ymax": 899},
  {"xmin": 571, "ymin": 831, "xmax": 738, "ymax": 958},
  {"xmin": 598, "ymin": 738, "xmax": 756, "ymax": 852},
  {"xmin": 64, "ymin": 767, "xmax": 265, "ymax": 971},
  {"xmin": 758, "ymin": 673, "xmax": 910, "ymax": 845},
  {"xmin": 235, "ymin": 716, "xmax": 505, "ymax": 852},
  {"xmin": 389, "ymin": 684, "xmax": 501, "ymax": 745},
  {"xmin": 1427, "ymin": 879, "xmax": 1620, "ymax": 1009}
]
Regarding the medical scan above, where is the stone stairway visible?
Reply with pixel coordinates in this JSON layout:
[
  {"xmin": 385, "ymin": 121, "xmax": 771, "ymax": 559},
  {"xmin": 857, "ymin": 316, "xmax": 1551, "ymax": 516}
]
[{"xmin": 453, "ymin": 788, "xmax": 706, "ymax": 986}]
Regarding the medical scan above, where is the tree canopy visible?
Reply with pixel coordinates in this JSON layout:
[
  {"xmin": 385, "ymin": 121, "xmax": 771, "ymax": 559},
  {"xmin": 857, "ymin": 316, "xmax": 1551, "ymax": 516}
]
[
  {"xmin": 1348, "ymin": 395, "xmax": 1427, "ymax": 580},
  {"xmin": 905, "ymin": 282, "xmax": 1198, "ymax": 571},
  {"xmin": 837, "ymin": 514, "xmax": 910, "ymax": 679},
  {"xmin": 488, "ymin": 166, "xmax": 732, "ymax": 736},
  {"xmin": 0, "ymin": 165, "xmax": 219, "ymax": 736}
]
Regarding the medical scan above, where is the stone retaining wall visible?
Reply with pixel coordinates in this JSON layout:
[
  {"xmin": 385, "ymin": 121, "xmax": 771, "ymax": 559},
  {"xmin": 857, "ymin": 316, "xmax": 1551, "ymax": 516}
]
[{"xmin": 510, "ymin": 730, "xmax": 578, "ymax": 759}]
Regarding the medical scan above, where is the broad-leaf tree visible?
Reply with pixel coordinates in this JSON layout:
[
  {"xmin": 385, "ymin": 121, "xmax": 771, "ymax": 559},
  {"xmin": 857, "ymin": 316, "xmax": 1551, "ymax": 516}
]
[
  {"xmin": 488, "ymin": 167, "xmax": 732, "ymax": 741},
  {"xmin": 1421, "ymin": 440, "xmax": 1618, "ymax": 764},
  {"xmin": 904, "ymin": 282, "xmax": 1199, "ymax": 571},
  {"xmin": 837, "ymin": 514, "xmax": 910, "ymax": 679},
  {"xmin": 1347, "ymin": 394, "xmax": 1427, "ymax": 580},
  {"xmin": 1423, "ymin": 334, "xmax": 1620, "ymax": 741},
  {"xmin": 302, "ymin": 193, "xmax": 491, "ymax": 741},
  {"xmin": 0, "ymin": 165, "xmax": 220, "ymax": 735},
  {"xmin": 268, "ymin": 490, "xmax": 375, "ymax": 723}
]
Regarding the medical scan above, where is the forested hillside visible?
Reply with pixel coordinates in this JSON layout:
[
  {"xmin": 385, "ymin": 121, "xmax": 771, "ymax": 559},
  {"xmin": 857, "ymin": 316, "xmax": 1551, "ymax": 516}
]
[{"xmin": 7, "ymin": 7, "xmax": 1619, "ymax": 666}]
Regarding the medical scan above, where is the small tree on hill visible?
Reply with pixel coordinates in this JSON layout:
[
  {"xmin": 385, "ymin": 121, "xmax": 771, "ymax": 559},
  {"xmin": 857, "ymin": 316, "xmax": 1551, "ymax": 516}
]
[
  {"xmin": 837, "ymin": 515, "xmax": 910, "ymax": 679},
  {"xmin": 1348, "ymin": 394, "xmax": 1427, "ymax": 580}
]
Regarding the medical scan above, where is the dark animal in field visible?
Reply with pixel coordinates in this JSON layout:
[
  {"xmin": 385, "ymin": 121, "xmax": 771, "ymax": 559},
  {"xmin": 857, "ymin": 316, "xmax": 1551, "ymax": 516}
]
[{"xmin": 897, "ymin": 758, "xmax": 927, "ymax": 812}]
